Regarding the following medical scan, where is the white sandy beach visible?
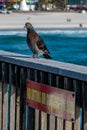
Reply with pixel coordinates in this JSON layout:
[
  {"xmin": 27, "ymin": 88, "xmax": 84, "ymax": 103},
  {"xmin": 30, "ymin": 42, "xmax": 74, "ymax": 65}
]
[{"xmin": 0, "ymin": 12, "xmax": 87, "ymax": 29}]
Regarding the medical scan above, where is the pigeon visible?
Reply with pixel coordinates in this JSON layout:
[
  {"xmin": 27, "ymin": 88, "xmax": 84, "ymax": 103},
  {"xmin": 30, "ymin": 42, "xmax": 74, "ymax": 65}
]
[{"xmin": 24, "ymin": 22, "xmax": 52, "ymax": 59}]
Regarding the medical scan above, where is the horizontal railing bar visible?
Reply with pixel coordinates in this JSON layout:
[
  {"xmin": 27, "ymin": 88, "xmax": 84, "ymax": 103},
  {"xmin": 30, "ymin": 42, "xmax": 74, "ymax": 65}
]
[{"xmin": 0, "ymin": 50, "xmax": 87, "ymax": 82}]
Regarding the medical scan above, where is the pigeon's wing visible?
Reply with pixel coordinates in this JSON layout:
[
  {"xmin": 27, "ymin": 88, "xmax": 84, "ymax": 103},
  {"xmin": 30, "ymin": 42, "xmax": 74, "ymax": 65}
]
[
  {"xmin": 36, "ymin": 35, "xmax": 50, "ymax": 54},
  {"xmin": 27, "ymin": 29, "xmax": 52, "ymax": 59},
  {"xmin": 27, "ymin": 30, "xmax": 39, "ymax": 52},
  {"xmin": 36, "ymin": 36, "xmax": 52, "ymax": 59},
  {"xmin": 27, "ymin": 30, "xmax": 39, "ymax": 43},
  {"xmin": 27, "ymin": 30, "xmax": 50, "ymax": 53}
]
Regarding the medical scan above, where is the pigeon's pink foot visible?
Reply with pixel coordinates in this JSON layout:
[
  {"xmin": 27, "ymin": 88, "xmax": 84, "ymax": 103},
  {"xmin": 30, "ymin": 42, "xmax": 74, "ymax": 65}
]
[
  {"xmin": 32, "ymin": 55, "xmax": 35, "ymax": 58},
  {"xmin": 29, "ymin": 55, "xmax": 35, "ymax": 58}
]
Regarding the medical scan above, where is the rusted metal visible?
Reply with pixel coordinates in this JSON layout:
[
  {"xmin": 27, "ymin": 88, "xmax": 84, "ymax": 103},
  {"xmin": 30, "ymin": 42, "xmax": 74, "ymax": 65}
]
[{"xmin": 26, "ymin": 80, "xmax": 76, "ymax": 122}]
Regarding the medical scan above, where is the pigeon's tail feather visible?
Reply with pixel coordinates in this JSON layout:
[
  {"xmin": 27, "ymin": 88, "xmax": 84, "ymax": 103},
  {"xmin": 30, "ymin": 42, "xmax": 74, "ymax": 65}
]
[{"xmin": 43, "ymin": 54, "xmax": 52, "ymax": 59}]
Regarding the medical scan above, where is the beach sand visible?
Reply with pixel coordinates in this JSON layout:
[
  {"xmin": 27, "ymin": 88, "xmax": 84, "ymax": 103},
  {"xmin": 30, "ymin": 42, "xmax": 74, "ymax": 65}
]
[{"xmin": 0, "ymin": 12, "xmax": 87, "ymax": 29}]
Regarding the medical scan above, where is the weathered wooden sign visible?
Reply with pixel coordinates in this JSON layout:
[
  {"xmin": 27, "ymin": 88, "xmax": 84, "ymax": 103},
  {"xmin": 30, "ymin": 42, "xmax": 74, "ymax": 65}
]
[{"xmin": 26, "ymin": 80, "xmax": 75, "ymax": 122}]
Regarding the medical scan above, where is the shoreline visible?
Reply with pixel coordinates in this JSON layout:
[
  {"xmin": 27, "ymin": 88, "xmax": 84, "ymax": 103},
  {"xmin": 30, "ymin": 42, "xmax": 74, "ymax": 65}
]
[{"xmin": 0, "ymin": 12, "xmax": 87, "ymax": 29}]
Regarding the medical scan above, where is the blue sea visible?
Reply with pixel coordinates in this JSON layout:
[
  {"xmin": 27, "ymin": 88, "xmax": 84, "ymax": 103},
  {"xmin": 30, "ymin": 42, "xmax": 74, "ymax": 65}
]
[{"xmin": 0, "ymin": 29, "xmax": 87, "ymax": 66}]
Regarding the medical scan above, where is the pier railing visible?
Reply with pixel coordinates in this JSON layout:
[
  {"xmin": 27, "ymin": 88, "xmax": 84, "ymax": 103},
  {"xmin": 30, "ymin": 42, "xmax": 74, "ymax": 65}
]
[{"xmin": 0, "ymin": 50, "xmax": 87, "ymax": 130}]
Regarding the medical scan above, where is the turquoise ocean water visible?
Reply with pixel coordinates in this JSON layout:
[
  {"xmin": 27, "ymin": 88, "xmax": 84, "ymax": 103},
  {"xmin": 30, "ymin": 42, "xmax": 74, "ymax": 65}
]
[{"xmin": 0, "ymin": 29, "xmax": 87, "ymax": 66}]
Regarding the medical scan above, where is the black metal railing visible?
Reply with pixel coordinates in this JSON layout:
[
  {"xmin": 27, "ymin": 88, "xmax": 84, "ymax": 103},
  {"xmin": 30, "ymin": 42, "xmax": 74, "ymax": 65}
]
[{"xmin": 0, "ymin": 50, "xmax": 87, "ymax": 130}]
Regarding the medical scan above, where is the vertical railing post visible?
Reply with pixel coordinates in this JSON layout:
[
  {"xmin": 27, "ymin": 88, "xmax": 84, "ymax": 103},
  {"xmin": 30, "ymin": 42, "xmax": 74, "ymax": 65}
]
[
  {"xmin": 1, "ymin": 63, "xmax": 4, "ymax": 130},
  {"xmin": 26, "ymin": 68, "xmax": 35, "ymax": 130},
  {"xmin": 34, "ymin": 70, "xmax": 40, "ymax": 130},
  {"xmin": 0, "ymin": 62, "xmax": 2, "ymax": 130},
  {"xmin": 48, "ymin": 73, "xmax": 56, "ymax": 130},
  {"xmin": 25, "ymin": 105, "xmax": 29, "ymax": 130},
  {"xmin": 2, "ymin": 63, "xmax": 8, "ymax": 130},
  {"xmin": 64, "ymin": 77, "xmax": 73, "ymax": 130},
  {"xmin": 73, "ymin": 80, "xmax": 80, "ymax": 130},
  {"xmin": 6, "ymin": 64, "xmax": 11, "ymax": 130},
  {"xmin": 82, "ymin": 82, "xmax": 87, "ymax": 130},
  {"xmin": 56, "ymin": 75, "xmax": 63, "ymax": 130},
  {"xmin": 15, "ymin": 66, "xmax": 20, "ymax": 130},
  {"xmin": 40, "ymin": 71, "xmax": 47, "ymax": 130},
  {"xmin": 7, "ymin": 84, "xmax": 11, "ymax": 130},
  {"xmin": 20, "ymin": 67, "xmax": 24, "ymax": 130},
  {"xmin": 25, "ymin": 68, "xmax": 30, "ymax": 130},
  {"xmin": 14, "ymin": 66, "xmax": 17, "ymax": 130}
]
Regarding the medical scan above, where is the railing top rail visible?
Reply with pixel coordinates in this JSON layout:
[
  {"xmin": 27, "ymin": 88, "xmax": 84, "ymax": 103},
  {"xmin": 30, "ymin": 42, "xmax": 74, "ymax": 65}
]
[{"xmin": 0, "ymin": 50, "xmax": 87, "ymax": 81}]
